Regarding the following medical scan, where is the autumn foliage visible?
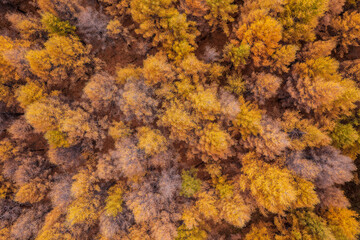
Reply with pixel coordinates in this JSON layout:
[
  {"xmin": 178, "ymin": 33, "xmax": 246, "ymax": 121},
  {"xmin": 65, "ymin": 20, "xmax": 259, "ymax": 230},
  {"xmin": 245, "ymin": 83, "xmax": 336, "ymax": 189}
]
[{"xmin": 0, "ymin": 0, "xmax": 360, "ymax": 239}]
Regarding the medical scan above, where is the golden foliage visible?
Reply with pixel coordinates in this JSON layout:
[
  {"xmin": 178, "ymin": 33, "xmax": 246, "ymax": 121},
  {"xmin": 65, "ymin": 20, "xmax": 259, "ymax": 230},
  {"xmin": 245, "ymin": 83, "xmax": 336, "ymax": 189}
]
[
  {"xmin": 231, "ymin": 98, "xmax": 262, "ymax": 139},
  {"xmin": 25, "ymin": 96, "xmax": 68, "ymax": 132},
  {"xmin": 16, "ymin": 81, "xmax": 45, "ymax": 108},
  {"xmin": 15, "ymin": 180, "xmax": 48, "ymax": 204},
  {"xmin": 240, "ymin": 152, "xmax": 318, "ymax": 214},
  {"xmin": 180, "ymin": 0, "xmax": 209, "ymax": 17},
  {"xmin": 190, "ymin": 87, "xmax": 221, "ymax": 120},
  {"xmin": 237, "ymin": 15, "xmax": 283, "ymax": 67},
  {"xmin": 245, "ymin": 222, "xmax": 275, "ymax": 240},
  {"xmin": 137, "ymin": 127, "xmax": 167, "ymax": 155},
  {"xmin": 158, "ymin": 100, "xmax": 197, "ymax": 141},
  {"xmin": 271, "ymin": 45, "xmax": 299, "ymax": 73},
  {"xmin": 281, "ymin": 110, "xmax": 331, "ymax": 150},
  {"xmin": 26, "ymin": 35, "xmax": 91, "ymax": 86},
  {"xmin": 109, "ymin": 121, "xmax": 132, "ymax": 140},
  {"xmin": 204, "ymin": 0, "xmax": 237, "ymax": 35},
  {"xmin": 248, "ymin": 73, "xmax": 282, "ymax": 104},
  {"xmin": 143, "ymin": 53, "xmax": 175, "ymax": 85},
  {"xmin": 104, "ymin": 182, "xmax": 125, "ymax": 217},
  {"xmin": 333, "ymin": 11, "xmax": 360, "ymax": 57},
  {"xmin": 196, "ymin": 123, "xmax": 233, "ymax": 161},
  {"xmin": 325, "ymin": 207, "xmax": 360, "ymax": 240},
  {"xmin": 279, "ymin": 0, "xmax": 328, "ymax": 43}
]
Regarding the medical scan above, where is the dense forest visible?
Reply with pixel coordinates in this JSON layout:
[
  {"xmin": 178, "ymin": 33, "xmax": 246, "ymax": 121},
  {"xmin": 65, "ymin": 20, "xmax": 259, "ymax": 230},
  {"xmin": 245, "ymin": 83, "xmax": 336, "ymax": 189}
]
[{"xmin": 1, "ymin": 0, "xmax": 360, "ymax": 239}]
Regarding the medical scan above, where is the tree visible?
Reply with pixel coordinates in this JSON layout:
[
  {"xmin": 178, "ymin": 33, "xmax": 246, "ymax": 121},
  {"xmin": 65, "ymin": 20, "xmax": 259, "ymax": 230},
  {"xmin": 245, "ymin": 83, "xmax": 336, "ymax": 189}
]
[
  {"xmin": 99, "ymin": 208, "xmax": 134, "ymax": 239},
  {"xmin": 239, "ymin": 152, "xmax": 318, "ymax": 214},
  {"xmin": 159, "ymin": 169, "xmax": 181, "ymax": 200},
  {"xmin": 127, "ymin": 224, "xmax": 152, "ymax": 240},
  {"xmin": 180, "ymin": 0, "xmax": 209, "ymax": 17},
  {"xmin": 287, "ymin": 146, "xmax": 356, "ymax": 189},
  {"xmin": 332, "ymin": 11, "xmax": 360, "ymax": 57},
  {"xmin": 83, "ymin": 72, "xmax": 118, "ymax": 110},
  {"xmin": 97, "ymin": 154, "xmax": 121, "ymax": 181},
  {"xmin": 41, "ymin": 12, "xmax": 76, "ymax": 36},
  {"xmin": 59, "ymin": 107, "xmax": 106, "ymax": 147},
  {"xmin": 245, "ymin": 222, "xmax": 275, "ymax": 240},
  {"xmin": 0, "ymin": 175, "xmax": 14, "ymax": 199},
  {"xmin": 180, "ymin": 168, "xmax": 202, "ymax": 198},
  {"xmin": 130, "ymin": 0, "xmax": 198, "ymax": 60},
  {"xmin": 137, "ymin": 127, "xmax": 167, "ymax": 156},
  {"xmin": 24, "ymin": 96, "xmax": 68, "ymax": 132},
  {"xmin": 150, "ymin": 212, "xmax": 178, "ymax": 240},
  {"xmin": 195, "ymin": 122, "xmax": 234, "ymax": 161},
  {"xmin": 286, "ymin": 153, "xmax": 321, "ymax": 181},
  {"xmin": 109, "ymin": 137, "xmax": 146, "ymax": 179},
  {"xmin": 176, "ymin": 54, "xmax": 213, "ymax": 84},
  {"xmin": 331, "ymin": 123, "xmax": 359, "ymax": 149},
  {"xmin": 286, "ymin": 75, "xmax": 343, "ymax": 113},
  {"xmin": 48, "ymin": 145, "xmax": 84, "ymax": 170},
  {"xmin": 164, "ymin": 13, "xmax": 199, "ymax": 60},
  {"xmin": 243, "ymin": 119, "xmax": 289, "ymax": 160},
  {"xmin": 76, "ymin": 7, "xmax": 109, "ymax": 43},
  {"xmin": 35, "ymin": 207, "xmax": 72, "ymax": 240},
  {"xmin": 204, "ymin": 0, "xmax": 237, "ymax": 35},
  {"xmin": 37, "ymin": 0, "xmax": 81, "ymax": 20},
  {"xmin": 13, "ymin": 155, "xmax": 50, "ymax": 186},
  {"xmin": 219, "ymin": 90, "xmax": 241, "ymax": 121},
  {"xmin": 0, "ymin": 36, "xmax": 20, "ymax": 84},
  {"xmin": 44, "ymin": 130, "xmax": 70, "ymax": 148},
  {"xmin": 6, "ymin": 13, "xmax": 43, "ymax": 41},
  {"xmin": 9, "ymin": 117, "xmax": 34, "ymax": 141},
  {"xmin": 195, "ymin": 190, "xmax": 219, "ymax": 220},
  {"xmin": 125, "ymin": 182, "xmax": 161, "ymax": 223},
  {"xmin": 247, "ymin": 73, "xmax": 282, "ymax": 104},
  {"xmin": 0, "ymin": 139, "xmax": 19, "ymax": 162},
  {"xmin": 14, "ymin": 179, "xmax": 48, "ymax": 204},
  {"xmin": 341, "ymin": 59, "xmax": 360, "ymax": 83},
  {"xmin": 271, "ymin": 45, "xmax": 299, "ymax": 73},
  {"xmin": 176, "ymin": 224, "xmax": 207, "ymax": 240},
  {"xmin": 26, "ymin": 35, "xmax": 91, "ymax": 87},
  {"xmin": 0, "ymin": 199, "xmax": 21, "ymax": 230},
  {"xmin": 231, "ymin": 97, "xmax": 263, "ymax": 139},
  {"xmin": 11, "ymin": 205, "xmax": 50, "ymax": 240},
  {"xmin": 0, "ymin": 36, "xmax": 25, "ymax": 106},
  {"xmin": 325, "ymin": 207, "xmax": 360, "ymax": 240},
  {"xmin": 116, "ymin": 65, "xmax": 142, "ymax": 85},
  {"xmin": 236, "ymin": 15, "xmax": 283, "ymax": 67},
  {"xmin": 119, "ymin": 80, "xmax": 159, "ymax": 123},
  {"xmin": 158, "ymin": 100, "xmax": 197, "ymax": 142},
  {"xmin": 189, "ymin": 87, "xmax": 221, "ymax": 121},
  {"xmin": 49, "ymin": 176, "xmax": 73, "ymax": 208},
  {"xmin": 218, "ymin": 193, "xmax": 252, "ymax": 228},
  {"xmin": 223, "ymin": 42, "xmax": 250, "ymax": 68},
  {"xmin": 15, "ymin": 82, "xmax": 46, "ymax": 108},
  {"xmin": 99, "ymin": 0, "xmax": 130, "ymax": 17},
  {"xmin": 300, "ymin": 40, "xmax": 336, "ymax": 60},
  {"xmin": 318, "ymin": 187, "xmax": 350, "ymax": 208},
  {"xmin": 104, "ymin": 182, "xmax": 125, "ymax": 217},
  {"xmin": 66, "ymin": 195, "xmax": 101, "ymax": 226},
  {"xmin": 275, "ymin": 210, "xmax": 335, "ymax": 240},
  {"xmin": 108, "ymin": 121, "xmax": 132, "ymax": 141},
  {"xmin": 70, "ymin": 168, "xmax": 99, "ymax": 198},
  {"xmin": 67, "ymin": 168, "xmax": 101, "ymax": 226},
  {"xmin": 142, "ymin": 53, "xmax": 175, "ymax": 86},
  {"xmin": 281, "ymin": 110, "xmax": 331, "ymax": 150},
  {"xmin": 279, "ymin": 0, "xmax": 328, "ymax": 43}
]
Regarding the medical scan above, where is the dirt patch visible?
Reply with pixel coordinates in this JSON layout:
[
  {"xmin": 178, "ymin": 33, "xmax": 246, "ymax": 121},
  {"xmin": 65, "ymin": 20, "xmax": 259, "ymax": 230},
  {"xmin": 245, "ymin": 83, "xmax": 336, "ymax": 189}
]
[
  {"xmin": 195, "ymin": 29, "xmax": 228, "ymax": 61},
  {"xmin": 95, "ymin": 39, "xmax": 145, "ymax": 74}
]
